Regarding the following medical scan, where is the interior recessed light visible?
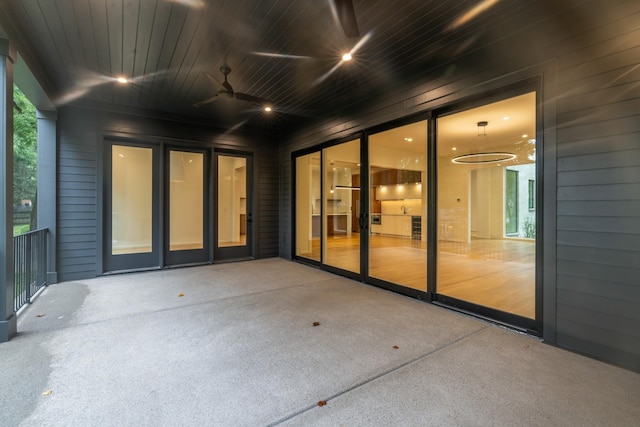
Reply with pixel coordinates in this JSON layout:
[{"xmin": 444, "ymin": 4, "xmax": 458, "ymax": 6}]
[
  {"xmin": 452, "ymin": 147, "xmax": 457, "ymax": 151},
  {"xmin": 264, "ymin": 106, "xmax": 272, "ymax": 112},
  {"xmin": 522, "ymin": 134, "xmax": 528, "ymax": 138},
  {"xmin": 342, "ymin": 53, "xmax": 352, "ymax": 61},
  {"xmin": 116, "ymin": 76, "xmax": 128, "ymax": 84},
  {"xmin": 503, "ymin": 116, "xmax": 510, "ymax": 120},
  {"xmin": 404, "ymin": 137, "xmax": 413, "ymax": 142}
]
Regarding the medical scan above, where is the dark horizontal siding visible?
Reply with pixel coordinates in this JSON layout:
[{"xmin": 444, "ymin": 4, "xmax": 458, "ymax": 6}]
[
  {"xmin": 255, "ymin": 145, "xmax": 280, "ymax": 259},
  {"xmin": 278, "ymin": 154, "xmax": 291, "ymax": 259},
  {"xmin": 276, "ymin": 0, "xmax": 640, "ymax": 371},
  {"xmin": 554, "ymin": 0, "xmax": 640, "ymax": 370},
  {"xmin": 57, "ymin": 106, "xmax": 279, "ymax": 281},
  {"xmin": 558, "ymin": 200, "xmax": 640, "ymax": 217},
  {"xmin": 57, "ymin": 111, "xmax": 99, "ymax": 281}
]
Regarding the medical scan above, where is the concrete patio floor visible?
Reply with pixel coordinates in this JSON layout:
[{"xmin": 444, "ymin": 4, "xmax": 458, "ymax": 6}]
[{"xmin": 1, "ymin": 258, "xmax": 639, "ymax": 426}]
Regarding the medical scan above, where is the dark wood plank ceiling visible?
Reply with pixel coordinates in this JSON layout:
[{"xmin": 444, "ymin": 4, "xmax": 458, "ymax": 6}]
[{"xmin": 0, "ymin": 0, "xmax": 552, "ymax": 130}]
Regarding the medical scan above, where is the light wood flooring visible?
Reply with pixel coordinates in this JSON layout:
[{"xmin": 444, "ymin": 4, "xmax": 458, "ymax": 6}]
[{"xmin": 299, "ymin": 234, "xmax": 535, "ymax": 319}]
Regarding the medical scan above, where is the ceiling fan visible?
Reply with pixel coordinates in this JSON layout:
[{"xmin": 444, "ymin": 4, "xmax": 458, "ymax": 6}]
[
  {"xmin": 332, "ymin": 0, "xmax": 360, "ymax": 38},
  {"xmin": 193, "ymin": 66, "xmax": 274, "ymax": 110}
]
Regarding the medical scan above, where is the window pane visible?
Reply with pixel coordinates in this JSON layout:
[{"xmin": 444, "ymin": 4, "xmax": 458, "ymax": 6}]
[
  {"xmin": 218, "ymin": 155, "xmax": 247, "ymax": 247},
  {"xmin": 437, "ymin": 92, "xmax": 536, "ymax": 318},
  {"xmin": 368, "ymin": 121, "xmax": 427, "ymax": 291},
  {"xmin": 323, "ymin": 140, "xmax": 360, "ymax": 273},
  {"xmin": 295, "ymin": 152, "xmax": 321, "ymax": 261},
  {"xmin": 112, "ymin": 145, "xmax": 153, "ymax": 254},
  {"xmin": 170, "ymin": 151, "xmax": 204, "ymax": 251}
]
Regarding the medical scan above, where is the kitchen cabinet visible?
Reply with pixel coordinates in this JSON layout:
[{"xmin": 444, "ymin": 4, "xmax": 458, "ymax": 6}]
[
  {"xmin": 372, "ymin": 215, "xmax": 413, "ymax": 237},
  {"xmin": 372, "ymin": 169, "xmax": 421, "ymax": 186},
  {"xmin": 327, "ymin": 214, "xmax": 348, "ymax": 235}
]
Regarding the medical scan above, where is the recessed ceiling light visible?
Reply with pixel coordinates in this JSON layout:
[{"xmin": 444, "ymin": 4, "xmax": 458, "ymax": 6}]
[
  {"xmin": 342, "ymin": 53, "xmax": 352, "ymax": 61},
  {"xmin": 264, "ymin": 106, "xmax": 272, "ymax": 112},
  {"xmin": 522, "ymin": 134, "xmax": 528, "ymax": 138},
  {"xmin": 404, "ymin": 137, "xmax": 413, "ymax": 142},
  {"xmin": 503, "ymin": 116, "xmax": 510, "ymax": 120},
  {"xmin": 116, "ymin": 76, "xmax": 128, "ymax": 84},
  {"xmin": 452, "ymin": 147, "xmax": 457, "ymax": 151}
]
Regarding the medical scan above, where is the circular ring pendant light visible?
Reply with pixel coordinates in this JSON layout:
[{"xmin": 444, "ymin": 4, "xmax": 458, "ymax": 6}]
[{"xmin": 451, "ymin": 120, "xmax": 516, "ymax": 164}]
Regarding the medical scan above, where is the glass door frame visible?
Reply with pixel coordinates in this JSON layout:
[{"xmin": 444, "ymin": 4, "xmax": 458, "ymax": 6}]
[
  {"xmin": 292, "ymin": 133, "xmax": 367, "ymax": 283},
  {"xmin": 430, "ymin": 80, "xmax": 543, "ymax": 335},
  {"xmin": 363, "ymin": 113, "xmax": 432, "ymax": 301},
  {"xmin": 213, "ymin": 150, "xmax": 254, "ymax": 262},
  {"xmin": 103, "ymin": 139, "xmax": 161, "ymax": 273},
  {"xmin": 164, "ymin": 146, "xmax": 210, "ymax": 267},
  {"xmin": 292, "ymin": 80, "xmax": 543, "ymax": 336}
]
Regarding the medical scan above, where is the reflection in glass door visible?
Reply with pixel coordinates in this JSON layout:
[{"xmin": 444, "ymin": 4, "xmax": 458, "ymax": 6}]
[
  {"xmin": 436, "ymin": 92, "xmax": 537, "ymax": 321},
  {"xmin": 368, "ymin": 121, "xmax": 428, "ymax": 291},
  {"xmin": 104, "ymin": 143, "xmax": 159, "ymax": 272},
  {"xmin": 166, "ymin": 149, "xmax": 208, "ymax": 266},
  {"xmin": 215, "ymin": 153, "xmax": 252, "ymax": 261},
  {"xmin": 323, "ymin": 140, "xmax": 361, "ymax": 274}
]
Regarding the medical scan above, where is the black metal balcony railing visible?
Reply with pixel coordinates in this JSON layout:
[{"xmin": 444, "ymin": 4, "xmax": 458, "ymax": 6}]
[{"xmin": 13, "ymin": 228, "xmax": 48, "ymax": 312}]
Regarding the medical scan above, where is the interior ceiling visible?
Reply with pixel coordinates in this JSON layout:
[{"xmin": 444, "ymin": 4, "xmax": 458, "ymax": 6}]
[{"xmin": 0, "ymin": 0, "xmax": 546, "ymax": 132}]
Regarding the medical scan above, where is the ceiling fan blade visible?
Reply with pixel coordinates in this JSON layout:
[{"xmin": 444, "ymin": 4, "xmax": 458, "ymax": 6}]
[
  {"xmin": 333, "ymin": 0, "xmax": 359, "ymax": 38},
  {"xmin": 192, "ymin": 95, "xmax": 220, "ymax": 108},
  {"xmin": 203, "ymin": 72, "xmax": 224, "ymax": 89},
  {"xmin": 235, "ymin": 92, "xmax": 274, "ymax": 107}
]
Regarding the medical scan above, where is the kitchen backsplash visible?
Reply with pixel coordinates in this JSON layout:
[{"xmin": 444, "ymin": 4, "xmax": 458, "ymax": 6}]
[{"xmin": 381, "ymin": 199, "xmax": 422, "ymax": 215}]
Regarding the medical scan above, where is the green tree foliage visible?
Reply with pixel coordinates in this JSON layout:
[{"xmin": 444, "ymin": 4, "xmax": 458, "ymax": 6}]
[{"xmin": 13, "ymin": 85, "xmax": 37, "ymax": 207}]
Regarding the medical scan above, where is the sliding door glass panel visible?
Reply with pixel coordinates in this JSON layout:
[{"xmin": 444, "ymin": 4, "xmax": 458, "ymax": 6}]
[
  {"xmin": 323, "ymin": 140, "xmax": 360, "ymax": 273},
  {"xmin": 295, "ymin": 152, "xmax": 321, "ymax": 261},
  {"xmin": 436, "ymin": 92, "xmax": 536, "ymax": 319},
  {"xmin": 112, "ymin": 145, "xmax": 153, "ymax": 255},
  {"xmin": 218, "ymin": 155, "xmax": 247, "ymax": 248},
  {"xmin": 368, "ymin": 121, "xmax": 427, "ymax": 291},
  {"xmin": 169, "ymin": 151, "xmax": 204, "ymax": 251}
]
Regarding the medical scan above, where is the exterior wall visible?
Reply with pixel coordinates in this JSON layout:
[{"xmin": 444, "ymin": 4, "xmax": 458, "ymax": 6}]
[
  {"xmin": 57, "ymin": 106, "xmax": 279, "ymax": 281},
  {"xmin": 279, "ymin": 1, "xmax": 640, "ymax": 371},
  {"xmin": 552, "ymin": 1, "xmax": 640, "ymax": 370}
]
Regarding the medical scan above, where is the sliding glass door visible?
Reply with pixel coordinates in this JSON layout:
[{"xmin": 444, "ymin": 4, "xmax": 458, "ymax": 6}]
[
  {"xmin": 293, "ymin": 139, "xmax": 363, "ymax": 278},
  {"xmin": 435, "ymin": 91, "xmax": 538, "ymax": 324},
  {"xmin": 323, "ymin": 139, "xmax": 361, "ymax": 275},
  {"xmin": 293, "ymin": 86, "xmax": 540, "ymax": 332},
  {"xmin": 367, "ymin": 121, "xmax": 428, "ymax": 292},
  {"xmin": 295, "ymin": 151, "xmax": 321, "ymax": 262}
]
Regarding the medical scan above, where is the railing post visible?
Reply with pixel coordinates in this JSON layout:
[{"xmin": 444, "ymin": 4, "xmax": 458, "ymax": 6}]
[{"xmin": 0, "ymin": 36, "xmax": 16, "ymax": 342}]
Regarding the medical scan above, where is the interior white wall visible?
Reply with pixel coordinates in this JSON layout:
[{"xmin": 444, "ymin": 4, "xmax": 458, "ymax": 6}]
[{"xmin": 112, "ymin": 146, "xmax": 153, "ymax": 252}]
